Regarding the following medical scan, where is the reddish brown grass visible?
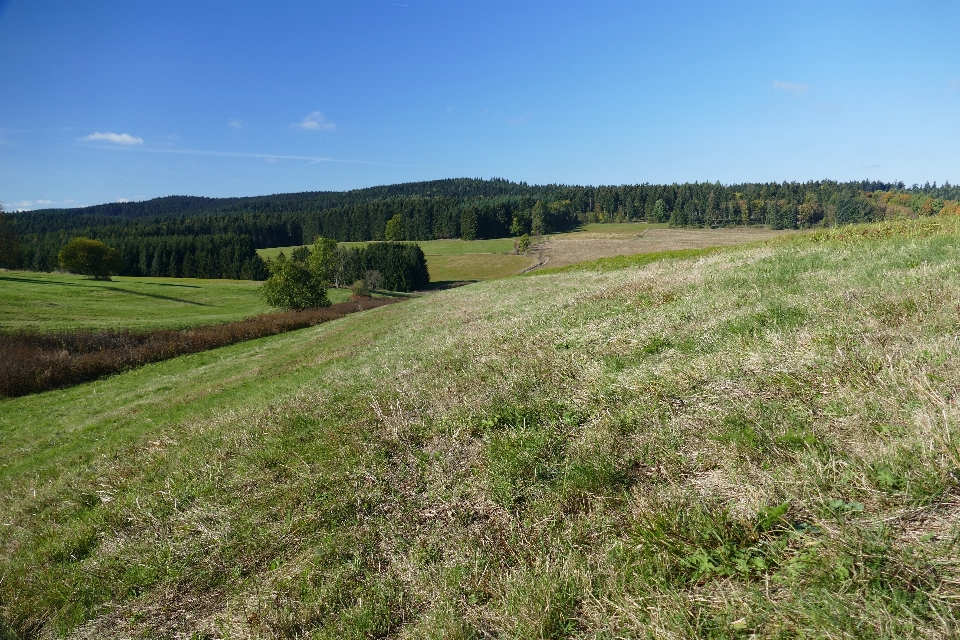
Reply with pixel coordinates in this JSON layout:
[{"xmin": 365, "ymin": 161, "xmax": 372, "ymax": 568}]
[{"xmin": 0, "ymin": 298, "xmax": 398, "ymax": 398}]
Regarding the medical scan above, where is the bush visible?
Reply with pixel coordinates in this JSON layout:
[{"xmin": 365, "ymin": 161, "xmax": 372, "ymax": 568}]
[
  {"xmin": 260, "ymin": 255, "xmax": 330, "ymax": 310},
  {"xmin": 516, "ymin": 234, "xmax": 531, "ymax": 254},
  {"xmin": 58, "ymin": 238, "xmax": 123, "ymax": 280},
  {"xmin": 364, "ymin": 270, "xmax": 382, "ymax": 290},
  {"xmin": 350, "ymin": 280, "xmax": 372, "ymax": 298}
]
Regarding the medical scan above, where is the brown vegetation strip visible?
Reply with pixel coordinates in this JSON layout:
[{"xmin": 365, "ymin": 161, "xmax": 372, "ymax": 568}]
[{"xmin": 0, "ymin": 298, "xmax": 398, "ymax": 398}]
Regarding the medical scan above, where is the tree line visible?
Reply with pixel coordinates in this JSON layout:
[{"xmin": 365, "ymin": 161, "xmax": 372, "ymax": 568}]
[
  {"xmin": 3, "ymin": 178, "xmax": 958, "ymax": 279},
  {"xmin": 261, "ymin": 238, "xmax": 429, "ymax": 310}
]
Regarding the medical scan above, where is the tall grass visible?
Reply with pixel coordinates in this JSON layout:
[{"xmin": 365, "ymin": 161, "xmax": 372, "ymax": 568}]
[{"xmin": 2, "ymin": 218, "xmax": 960, "ymax": 637}]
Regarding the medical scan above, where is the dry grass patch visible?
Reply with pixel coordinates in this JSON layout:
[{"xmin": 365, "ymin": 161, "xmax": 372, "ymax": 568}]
[{"xmin": 538, "ymin": 226, "xmax": 789, "ymax": 269}]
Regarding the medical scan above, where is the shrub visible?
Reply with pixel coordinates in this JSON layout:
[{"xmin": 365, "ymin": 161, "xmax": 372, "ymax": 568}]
[
  {"xmin": 261, "ymin": 255, "xmax": 330, "ymax": 311},
  {"xmin": 350, "ymin": 280, "xmax": 371, "ymax": 298},
  {"xmin": 364, "ymin": 270, "xmax": 382, "ymax": 290},
  {"xmin": 516, "ymin": 234, "xmax": 531, "ymax": 254},
  {"xmin": 57, "ymin": 238, "xmax": 123, "ymax": 280}
]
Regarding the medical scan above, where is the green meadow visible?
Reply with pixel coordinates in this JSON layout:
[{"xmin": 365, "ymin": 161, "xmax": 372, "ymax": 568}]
[
  {"xmin": 0, "ymin": 271, "xmax": 351, "ymax": 332},
  {"xmin": 2, "ymin": 218, "xmax": 960, "ymax": 637},
  {"xmin": 259, "ymin": 237, "xmax": 533, "ymax": 283}
]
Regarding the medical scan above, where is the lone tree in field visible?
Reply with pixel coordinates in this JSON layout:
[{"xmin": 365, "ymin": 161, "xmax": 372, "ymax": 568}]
[
  {"xmin": 0, "ymin": 203, "xmax": 23, "ymax": 270},
  {"xmin": 260, "ymin": 253, "xmax": 330, "ymax": 311},
  {"xmin": 58, "ymin": 237, "xmax": 123, "ymax": 280}
]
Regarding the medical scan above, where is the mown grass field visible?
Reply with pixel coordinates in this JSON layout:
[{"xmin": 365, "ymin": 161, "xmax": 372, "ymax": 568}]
[
  {"xmin": 562, "ymin": 221, "xmax": 668, "ymax": 237},
  {"xmin": 259, "ymin": 238, "xmax": 532, "ymax": 283},
  {"xmin": 257, "ymin": 229, "xmax": 777, "ymax": 283},
  {"xmin": 2, "ymin": 218, "xmax": 960, "ymax": 637},
  {"xmin": 0, "ymin": 271, "xmax": 351, "ymax": 332}
]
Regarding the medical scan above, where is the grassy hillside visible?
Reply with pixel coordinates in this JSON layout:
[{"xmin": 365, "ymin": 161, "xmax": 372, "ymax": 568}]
[
  {"xmin": 2, "ymin": 219, "xmax": 959, "ymax": 637},
  {"xmin": 0, "ymin": 271, "xmax": 351, "ymax": 332}
]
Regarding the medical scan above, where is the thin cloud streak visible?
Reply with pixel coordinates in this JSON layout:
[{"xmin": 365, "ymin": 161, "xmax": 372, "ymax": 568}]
[
  {"xmin": 83, "ymin": 132, "xmax": 144, "ymax": 145},
  {"xmin": 772, "ymin": 80, "xmax": 810, "ymax": 96},
  {"xmin": 87, "ymin": 144, "xmax": 468, "ymax": 171},
  {"xmin": 293, "ymin": 111, "xmax": 337, "ymax": 131}
]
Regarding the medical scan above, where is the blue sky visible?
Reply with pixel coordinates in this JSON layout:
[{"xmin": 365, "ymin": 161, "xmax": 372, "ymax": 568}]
[{"xmin": 1, "ymin": 0, "xmax": 957, "ymax": 210}]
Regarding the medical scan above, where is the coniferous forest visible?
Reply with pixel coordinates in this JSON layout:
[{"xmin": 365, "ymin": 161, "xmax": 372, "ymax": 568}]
[{"xmin": 6, "ymin": 177, "xmax": 959, "ymax": 279}]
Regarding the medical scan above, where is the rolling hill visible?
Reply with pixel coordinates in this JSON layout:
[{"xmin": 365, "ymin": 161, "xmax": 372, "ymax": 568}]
[{"xmin": 2, "ymin": 218, "xmax": 959, "ymax": 638}]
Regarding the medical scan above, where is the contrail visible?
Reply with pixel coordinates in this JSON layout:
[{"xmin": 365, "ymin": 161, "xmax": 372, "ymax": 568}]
[{"xmin": 83, "ymin": 144, "xmax": 466, "ymax": 171}]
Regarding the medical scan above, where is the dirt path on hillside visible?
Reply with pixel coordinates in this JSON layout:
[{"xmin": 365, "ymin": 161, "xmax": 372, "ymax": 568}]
[{"xmin": 534, "ymin": 227, "xmax": 790, "ymax": 269}]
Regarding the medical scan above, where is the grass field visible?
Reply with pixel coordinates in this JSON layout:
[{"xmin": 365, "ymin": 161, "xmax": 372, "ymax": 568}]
[
  {"xmin": 0, "ymin": 271, "xmax": 351, "ymax": 332},
  {"xmin": 539, "ymin": 225, "xmax": 789, "ymax": 269},
  {"xmin": 566, "ymin": 221, "xmax": 669, "ymax": 237},
  {"xmin": 4, "ymin": 218, "xmax": 959, "ymax": 637},
  {"xmin": 256, "ymin": 228, "xmax": 777, "ymax": 283},
  {"xmin": 259, "ymin": 238, "xmax": 531, "ymax": 283},
  {"xmin": 425, "ymin": 254, "xmax": 537, "ymax": 282}
]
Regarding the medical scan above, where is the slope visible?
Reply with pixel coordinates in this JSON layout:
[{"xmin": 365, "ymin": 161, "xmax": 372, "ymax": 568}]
[{"xmin": 1, "ymin": 219, "xmax": 959, "ymax": 638}]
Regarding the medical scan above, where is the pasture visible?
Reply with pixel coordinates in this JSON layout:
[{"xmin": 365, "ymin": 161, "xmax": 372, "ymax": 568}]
[
  {"xmin": 259, "ymin": 237, "xmax": 532, "ymax": 283},
  {"xmin": 538, "ymin": 223, "xmax": 790, "ymax": 269},
  {"xmin": 0, "ymin": 271, "xmax": 351, "ymax": 332},
  {"xmin": 4, "ymin": 218, "xmax": 960, "ymax": 637},
  {"xmin": 257, "ymin": 226, "xmax": 787, "ymax": 283}
]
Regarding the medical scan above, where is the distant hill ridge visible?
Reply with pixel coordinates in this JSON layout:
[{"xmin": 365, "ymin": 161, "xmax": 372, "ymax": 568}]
[
  {"xmin": 19, "ymin": 177, "xmax": 960, "ymax": 220},
  {"xmin": 7, "ymin": 177, "xmax": 959, "ymax": 278},
  {"xmin": 18, "ymin": 177, "xmax": 531, "ymax": 218}
]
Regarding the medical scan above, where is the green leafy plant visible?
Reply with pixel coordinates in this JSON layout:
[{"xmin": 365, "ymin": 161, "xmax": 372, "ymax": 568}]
[
  {"xmin": 516, "ymin": 233, "xmax": 531, "ymax": 254},
  {"xmin": 260, "ymin": 254, "xmax": 330, "ymax": 310},
  {"xmin": 57, "ymin": 237, "xmax": 123, "ymax": 280},
  {"xmin": 350, "ymin": 279, "xmax": 371, "ymax": 298}
]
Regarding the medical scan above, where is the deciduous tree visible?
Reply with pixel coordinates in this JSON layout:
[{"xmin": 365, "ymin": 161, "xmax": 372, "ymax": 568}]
[
  {"xmin": 260, "ymin": 254, "xmax": 330, "ymax": 310},
  {"xmin": 384, "ymin": 214, "xmax": 403, "ymax": 241},
  {"xmin": 58, "ymin": 238, "xmax": 123, "ymax": 280}
]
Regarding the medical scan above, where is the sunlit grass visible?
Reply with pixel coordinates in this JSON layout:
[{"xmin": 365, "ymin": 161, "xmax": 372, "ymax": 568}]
[
  {"xmin": 3, "ymin": 217, "xmax": 960, "ymax": 637},
  {"xmin": 0, "ymin": 270, "xmax": 351, "ymax": 332},
  {"xmin": 427, "ymin": 253, "xmax": 536, "ymax": 281}
]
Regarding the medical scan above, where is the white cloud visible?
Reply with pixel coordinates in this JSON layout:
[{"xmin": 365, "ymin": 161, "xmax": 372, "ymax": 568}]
[
  {"xmin": 293, "ymin": 111, "xmax": 336, "ymax": 131},
  {"xmin": 507, "ymin": 111, "xmax": 532, "ymax": 125},
  {"xmin": 773, "ymin": 80, "xmax": 810, "ymax": 96},
  {"xmin": 116, "ymin": 198, "xmax": 131, "ymax": 203},
  {"xmin": 7, "ymin": 199, "xmax": 70, "ymax": 210},
  {"xmin": 83, "ymin": 132, "xmax": 144, "ymax": 145},
  {"xmin": 92, "ymin": 145, "xmax": 466, "ymax": 171},
  {"xmin": 228, "ymin": 119, "xmax": 244, "ymax": 129}
]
